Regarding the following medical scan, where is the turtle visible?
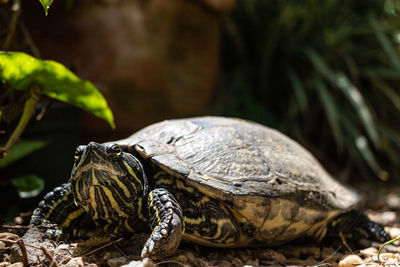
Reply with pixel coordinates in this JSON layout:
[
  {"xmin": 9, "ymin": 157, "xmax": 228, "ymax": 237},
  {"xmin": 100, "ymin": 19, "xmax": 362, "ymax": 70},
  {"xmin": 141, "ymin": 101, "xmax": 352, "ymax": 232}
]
[{"xmin": 30, "ymin": 116, "xmax": 389, "ymax": 259}]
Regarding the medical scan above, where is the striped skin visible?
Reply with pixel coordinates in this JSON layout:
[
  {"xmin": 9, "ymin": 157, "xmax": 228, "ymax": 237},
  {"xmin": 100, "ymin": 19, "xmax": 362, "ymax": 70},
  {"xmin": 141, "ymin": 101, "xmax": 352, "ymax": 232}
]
[
  {"xmin": 152, "ymin": 168, "xmax": 241, "ymax": 246},
  {"xmin": 69, "ymin": 142, "xmax": 149, "ymax": 236},
  {"xmin": 30, "ymin": 183, "xmax": 88, "ymax": 240}
]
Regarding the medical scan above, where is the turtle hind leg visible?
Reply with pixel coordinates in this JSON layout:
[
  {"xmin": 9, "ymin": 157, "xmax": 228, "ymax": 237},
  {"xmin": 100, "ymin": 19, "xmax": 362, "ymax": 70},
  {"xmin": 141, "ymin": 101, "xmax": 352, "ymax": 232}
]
[{"xmin": 328, "ymin": 210, "xmax": 390, "ymax": 244}]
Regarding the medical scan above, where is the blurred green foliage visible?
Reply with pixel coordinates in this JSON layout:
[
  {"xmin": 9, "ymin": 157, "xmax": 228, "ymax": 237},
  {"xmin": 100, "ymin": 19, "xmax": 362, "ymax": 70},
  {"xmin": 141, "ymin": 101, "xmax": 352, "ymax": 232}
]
[
  {"xmin": 220, "ymin": 0, "xmax": 400, "ymax": 181},
  {"xmin": 0, "ymin": 140, "xmax": 47, "ymax": 168},
  {"xmin": 11, "ymin": 174, "xmax": 44, "ymax": 198}
]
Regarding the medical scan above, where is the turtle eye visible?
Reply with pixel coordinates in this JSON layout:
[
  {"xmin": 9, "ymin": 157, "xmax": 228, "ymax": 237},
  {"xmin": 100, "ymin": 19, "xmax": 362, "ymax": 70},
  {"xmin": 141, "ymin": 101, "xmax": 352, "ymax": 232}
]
[
  {"xmin": 107, "ymin": 144, "xmax": 122, "ymax": 157},
  {"xmin": 74, "ymin": 146, "xmax": 85, "ymax": 160}
]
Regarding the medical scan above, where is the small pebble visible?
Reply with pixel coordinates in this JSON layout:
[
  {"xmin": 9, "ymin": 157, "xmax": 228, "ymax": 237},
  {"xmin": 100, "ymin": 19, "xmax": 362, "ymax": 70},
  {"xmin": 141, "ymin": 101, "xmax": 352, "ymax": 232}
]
[
  {"xmin": 122, "ymin": 258, "xmax": 155, "ymax": 267},
  {"xmin": 61, "ymin": 257, "xmax": 84, "ymax": 267},
  {"xmin": 238, "ymin": 250, "xmax": 249, "ymax": 262},
  {"xmin": 389, "ymin": 227, "xmax": 400, "ymax": 240},
  {"xmin": 231, "ymin": 257, "xmax": 244, "ymax": 267},
  {"xmin": 377, "ymin": 211, "xmax": 397, "ymax": 225},
  {"xmin": 142, "ymin": 258, "xmax": 156, "ymax": 267},
  {"xmin": 184, "ymin": 251, "xmax": 196, "ymax": 264},
  {"xmin": 57, "ymin": 244, "xmax": 71, "ymax": 250},
  {"xmin": 107, "ymin": 256, "xmax": 128, "ymax": 267},
  {"xmin": 216, "ymin": 260, "xmax": 233, "ymax": 267},
  {"xmin": 386, "ymin": 193, "xmax": 400, "ymax": 209},
  {"xmin": 338, "ymin": 255, "xmax": 363, "ymax": 267},
  {"xmin": 194, "ymin": 258, "xmax": 208, "ymax": 267},
  {"xmin": 0, "ymin": 233, "xmax": 19, "ymax": 247},
  {"xmin": 173, "ymin": 254, "xmax": 188, "ymax": 264},
  {"xmin": 13, "ymin": 217, "xmax": 23, "ymax": 225},
  {"xmin": 363, "ymin": 264, "xmax": 381, "ymax": 267},
  {"xmin": 245, "ymin": 259, "xmax": 259, "ymax": 266},
  {"xmin": 359, "ymin": 247, "xmax": 378, "ymax": 256},
  {"xmin": 379, "ymin": 252, "xmax": 396, "ymax": 260},
  {"xmin": 258, "ymin": 249, "xmax": 286, "ymax": 263}
]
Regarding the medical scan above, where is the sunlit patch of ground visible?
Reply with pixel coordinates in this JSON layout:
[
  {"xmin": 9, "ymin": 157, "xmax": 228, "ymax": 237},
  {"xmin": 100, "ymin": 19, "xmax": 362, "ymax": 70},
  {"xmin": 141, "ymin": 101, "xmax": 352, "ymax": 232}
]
[{"xmin": 1, "ymin": 185, "xmax": 400, "ymax": 266}]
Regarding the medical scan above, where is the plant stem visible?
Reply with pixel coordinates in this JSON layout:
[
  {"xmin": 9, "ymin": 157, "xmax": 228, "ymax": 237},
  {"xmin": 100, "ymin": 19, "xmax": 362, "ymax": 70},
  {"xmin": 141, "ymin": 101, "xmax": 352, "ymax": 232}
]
[
  {"xmin": 0, "ymin": 84, "xmax": 42, "ymax": 158},
  {"xmin": 2, "ymin": 0, "xmax": 21, "ymax": 50}
]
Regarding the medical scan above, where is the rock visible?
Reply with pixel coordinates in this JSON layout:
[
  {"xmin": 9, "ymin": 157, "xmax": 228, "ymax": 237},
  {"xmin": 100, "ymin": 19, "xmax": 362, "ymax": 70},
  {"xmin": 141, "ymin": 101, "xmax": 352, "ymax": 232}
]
[
  {"xmin": 0, "ymin": 233, "xmax": 19, "ymax": 247},
  {"xmin": 9, "ymin": 263, "xmax": 23, "ymax": 267},
  {"xmin": 372, "ymin": 211, "xmax": 397, "ymax": 225},
  {"xmin": 231, "ymin": 257, "xmax": 244, "ymax": 267},
  {"xmin": 338, "ymin": 255, "xmax": 363, "ymax": 267},
  {"xmin": 216, "ymin": 260, "xmax": 233, "ymax": 267},
  {"xmin": 258, "ymin": 249, "xmax": 286, "ymax": 263},
  {"xmin": 386, "ymin": 193, "xmax": 400, "ymax": 209},
  {"xmin": 107, "ymin": 256, "xmax": 129, "ymax": 267},
  {"xmin": 0, "ymin": 241, "xmax": 5, "ymax": 253},
  {"xmin": 60, "ymin": 257, "xmax": 84, "ymax": 267},
  {"xmin": 173, "ymin": 254, "xmax": 188, "ymax": 264},
  {"xmin": 183, "ymin": 251, "xmax": 196, "ymax": 265},
  {"xmin": 245, "ymin": 259, "xmax": 259, "ymax": 266},
  {"xmin": 193, "ymin": 258, "xmax": 208, "ymax": 267},
  {"xmin": 237, "ymin": 250, "xmax": 250, "ymax": 263},
  {"xmin": 379, "ymin": 253, "xmax": 400, "ymax": 266},
  {"xmin": 121, "ymin": 258, "xmax": 156, "ymax": 267},
  {"xmin": 10, "ymin": 228, "xmax": 57, "ymax": 264},
  {"xmin": 379, "ymin": 252, "xmax": 396, "ymax": 260},
  {"xmin": 360, "ymin": 247, "xmax": 378, "ymax": 257},
  {"xmin": 389, "ymin": 227, "xmax": 400, "ymax": 240}
]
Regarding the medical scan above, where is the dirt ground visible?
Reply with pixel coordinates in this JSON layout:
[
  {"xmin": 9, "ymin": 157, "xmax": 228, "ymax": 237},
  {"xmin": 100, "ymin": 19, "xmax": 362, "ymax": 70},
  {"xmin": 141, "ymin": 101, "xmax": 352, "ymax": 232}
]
[{"xmin": 1, "ymin": 185, "xmax": 400, "ymax": 267}]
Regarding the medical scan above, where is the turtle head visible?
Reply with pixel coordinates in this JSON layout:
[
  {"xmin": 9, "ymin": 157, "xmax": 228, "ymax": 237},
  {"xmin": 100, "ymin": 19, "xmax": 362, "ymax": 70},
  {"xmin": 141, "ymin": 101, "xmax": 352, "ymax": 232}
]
[{"xmin": 70, "ymin": 142, "xmax": 147, "ymax": 220}]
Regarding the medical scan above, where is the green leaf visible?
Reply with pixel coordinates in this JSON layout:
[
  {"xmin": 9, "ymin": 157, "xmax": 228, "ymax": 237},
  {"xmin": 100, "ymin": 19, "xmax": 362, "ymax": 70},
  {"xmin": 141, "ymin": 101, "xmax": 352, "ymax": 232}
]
[
  {"xmin": 369, "ymin": 14, "xmax": 400, "ymax": 72},
  {"xmin": 38, "ymin": 0, "xmax": 54, "ymax": 16},
  {"xmin": 0, "ymin": 140, "xmax": 48, "ymax": 168},
  {"xmin": 340, "ymin": 115, "xmax": 388, "ymax": 180},
  {"xmin": 312, "ymin": 77, "xmax": 344, "ymax": 151},
  {"xmin": 11, "ymin": 175, "xmax": 45, "ymax": 198},
  {"xmin": 0, "ymin": 52, "xmax": 115, "ymax": 128},
  {"xmin": 305, "ymin": 48, "xmax": 379, "ymax": 146},
  {"xmin": 355, "ymin": 135, "xmax": 388, "ymax": 181},
  {"xmin": 287, "ymin": 68, "xmax": 308, "ymax": 112}
]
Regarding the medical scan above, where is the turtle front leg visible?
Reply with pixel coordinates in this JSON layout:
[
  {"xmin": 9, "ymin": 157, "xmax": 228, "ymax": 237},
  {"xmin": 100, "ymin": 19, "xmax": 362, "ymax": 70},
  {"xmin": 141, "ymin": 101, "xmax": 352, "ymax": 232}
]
[
  {"xmin": 141, "ymin": 188, "xmax": 184, "ymax": 259},
  {"xmin": 30, "ymin": 183, "xmax": 87, "ymax": 241}
]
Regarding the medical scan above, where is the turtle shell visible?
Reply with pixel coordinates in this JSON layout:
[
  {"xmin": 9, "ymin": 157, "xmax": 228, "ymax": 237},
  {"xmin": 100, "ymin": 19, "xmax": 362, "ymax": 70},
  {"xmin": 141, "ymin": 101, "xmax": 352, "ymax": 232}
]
[{"xmin": 116, "ymin": 117, "xmax": 360, "ymax": 214}]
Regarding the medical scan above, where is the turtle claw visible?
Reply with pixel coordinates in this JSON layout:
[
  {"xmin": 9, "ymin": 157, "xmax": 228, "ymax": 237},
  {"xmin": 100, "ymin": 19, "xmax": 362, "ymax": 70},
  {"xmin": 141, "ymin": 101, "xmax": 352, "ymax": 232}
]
[
  {"xmin": 141, "ymin": 213, "xmax": 183, "ymax": 259},
  {"xmin": 141, "ymin": 226, "xmax": 160, "ymax": 258}
]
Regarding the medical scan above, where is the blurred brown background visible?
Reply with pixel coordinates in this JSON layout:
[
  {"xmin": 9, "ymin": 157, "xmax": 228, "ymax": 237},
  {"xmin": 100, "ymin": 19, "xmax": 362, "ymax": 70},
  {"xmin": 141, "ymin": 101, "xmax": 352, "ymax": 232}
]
[{"xmin": 22, "ymin": 0, "xmax": 235, "ymax": 142}]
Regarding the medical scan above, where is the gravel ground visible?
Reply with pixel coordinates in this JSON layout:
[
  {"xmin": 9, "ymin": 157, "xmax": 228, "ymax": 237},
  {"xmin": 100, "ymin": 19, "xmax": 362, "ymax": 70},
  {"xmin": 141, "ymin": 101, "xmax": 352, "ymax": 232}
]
[{"xmin": 1, "ymin": 187, "xmax": 400, "ymax": 267}]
